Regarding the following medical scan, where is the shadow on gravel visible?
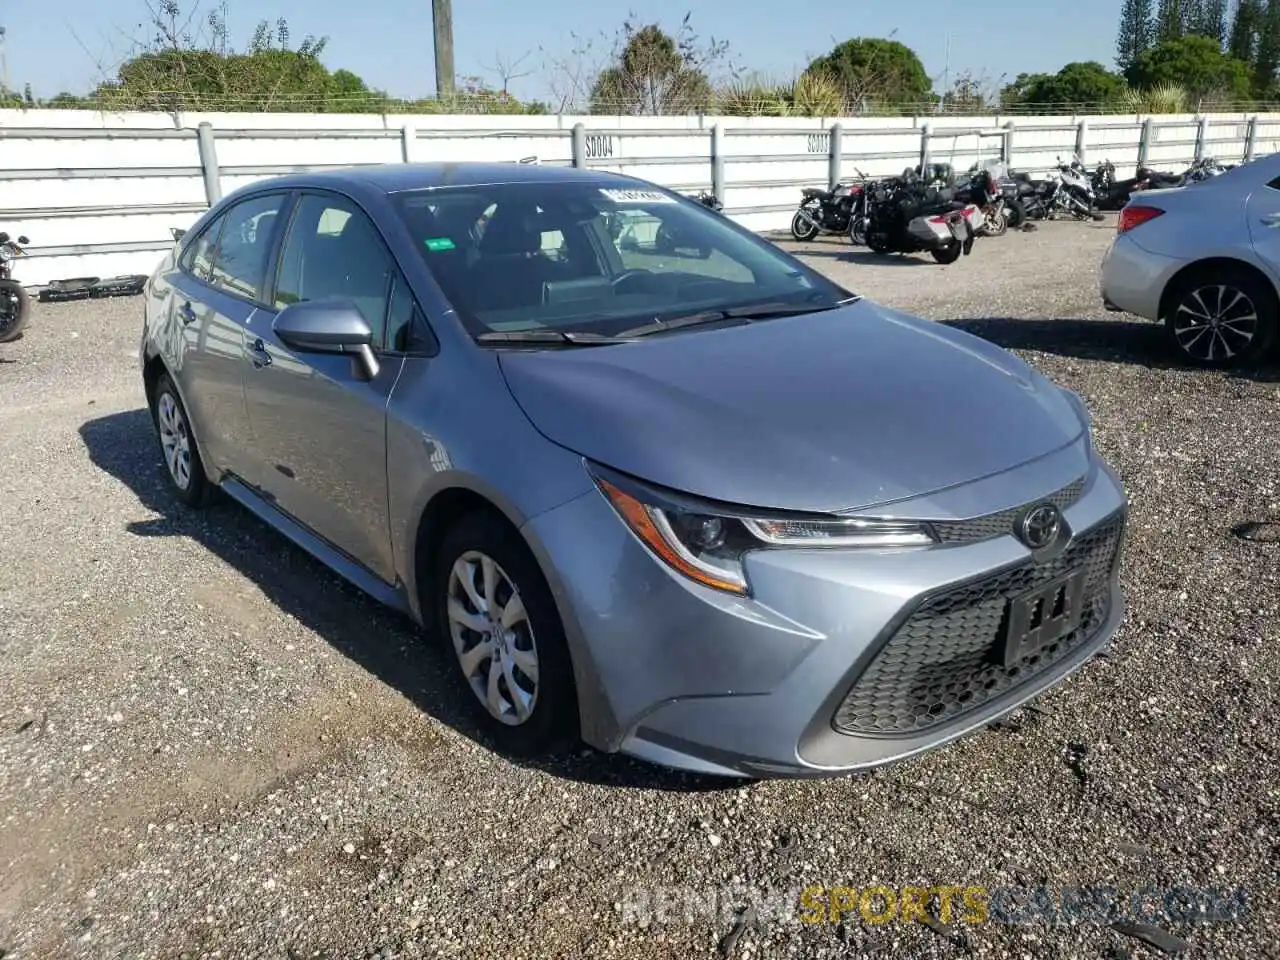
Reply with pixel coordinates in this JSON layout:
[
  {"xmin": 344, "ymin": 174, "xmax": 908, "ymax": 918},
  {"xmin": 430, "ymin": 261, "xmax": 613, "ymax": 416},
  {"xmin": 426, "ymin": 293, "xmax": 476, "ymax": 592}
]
[
  {"xmin": 946, "ymin": 315, "xmax": 1280, "ymax": 382},
  {"xmin": 79, "ymin": 408, "xmax": 737, "ymax": 794}
]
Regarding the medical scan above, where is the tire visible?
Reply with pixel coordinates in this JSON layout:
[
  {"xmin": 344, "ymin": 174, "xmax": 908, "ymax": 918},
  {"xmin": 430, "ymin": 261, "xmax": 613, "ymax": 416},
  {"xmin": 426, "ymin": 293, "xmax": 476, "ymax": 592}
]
[
  {"xmin": 930, "ymin": 241, "xmax": 963, "ymax": 265},
  {"xmin": 849, "ymin": 217, "xmax": 868, "ymax": 246},
  {"xmin": 790, "ymin": 209, "xmax": 820, "ymax": 241},
  {"xmin": 150, "ymin": 373, "xmax": 211, "ymax": 507},
  {"xmin": 434, "ymin": 511, "xmax": 579, "ymax": 756},
  {"xmin": 981, "ymin": 207, "xmax": 1007, "ymax": 237},
  {"xmin": 1163, "ymin": 266, "xmax": 1278, "ymax": 368},
  {"xmin": 1003, "ymin": 199, "xmax": 1026, "ymax": 230},
  {"xmin": 867, "ymin": 231, "xmax": 893, "ymax": 255},
  {"xmin": 0, "ymin": 279, "xmax": 30, "ymax": 343}
]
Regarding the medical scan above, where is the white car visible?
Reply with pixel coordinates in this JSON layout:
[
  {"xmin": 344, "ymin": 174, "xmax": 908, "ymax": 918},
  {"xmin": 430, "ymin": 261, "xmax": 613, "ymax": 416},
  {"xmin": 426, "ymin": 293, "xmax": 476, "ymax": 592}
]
[{"xmin": 1100, "ymin": 153, "xmax": 1280, "ymax": 367}]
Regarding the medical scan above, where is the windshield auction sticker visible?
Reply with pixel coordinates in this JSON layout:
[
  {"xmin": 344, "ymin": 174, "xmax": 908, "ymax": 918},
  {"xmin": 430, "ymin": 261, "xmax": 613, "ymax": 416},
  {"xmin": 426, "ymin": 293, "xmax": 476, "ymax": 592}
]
[{"xmin": 600, "ymin": 188, "xmax": 676, "ymax": 204}]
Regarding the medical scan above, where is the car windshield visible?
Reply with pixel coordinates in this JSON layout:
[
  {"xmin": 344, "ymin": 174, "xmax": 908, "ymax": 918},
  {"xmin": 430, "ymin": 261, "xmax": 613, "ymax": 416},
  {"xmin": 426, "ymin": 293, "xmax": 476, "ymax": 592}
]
[{"xmin": 390, "ymin": 180, "xmax": 851, "ymax": 340}]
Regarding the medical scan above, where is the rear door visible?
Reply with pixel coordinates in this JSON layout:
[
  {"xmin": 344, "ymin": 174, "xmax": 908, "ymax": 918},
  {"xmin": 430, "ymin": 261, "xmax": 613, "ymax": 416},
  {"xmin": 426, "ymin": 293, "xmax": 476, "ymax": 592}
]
[
  {"xmin": 241, "ymin": 190, "xmax": 405, "ymax": 582},
  {"xmin": 165, "ymin": 191, "xmax": 288, "ymax": 479},
  {"xmin": 1246, "ymin": 173, "xmax": 1280, "ymax": 275}
]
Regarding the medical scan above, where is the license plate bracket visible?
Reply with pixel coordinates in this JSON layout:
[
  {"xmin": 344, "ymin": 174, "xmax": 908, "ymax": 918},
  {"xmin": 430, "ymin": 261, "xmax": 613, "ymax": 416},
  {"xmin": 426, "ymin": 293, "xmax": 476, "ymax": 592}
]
[{"xmin": 998, "ymin": 570, "xmax": 1088, "ymax": 668}]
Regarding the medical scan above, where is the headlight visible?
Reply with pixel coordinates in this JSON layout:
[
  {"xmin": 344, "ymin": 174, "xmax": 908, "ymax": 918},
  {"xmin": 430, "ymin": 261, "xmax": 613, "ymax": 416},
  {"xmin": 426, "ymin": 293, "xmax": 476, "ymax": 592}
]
[{"xmin": 592, "ymin": 468, "xmax": 936, "ymax": 596}]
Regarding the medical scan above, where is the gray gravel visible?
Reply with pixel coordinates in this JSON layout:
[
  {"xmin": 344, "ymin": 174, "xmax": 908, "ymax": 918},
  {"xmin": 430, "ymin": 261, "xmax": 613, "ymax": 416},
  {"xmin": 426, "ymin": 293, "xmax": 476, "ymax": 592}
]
[{"xmin": 1, "ymin": 219, "xmax": 1278, "ymax": 959}]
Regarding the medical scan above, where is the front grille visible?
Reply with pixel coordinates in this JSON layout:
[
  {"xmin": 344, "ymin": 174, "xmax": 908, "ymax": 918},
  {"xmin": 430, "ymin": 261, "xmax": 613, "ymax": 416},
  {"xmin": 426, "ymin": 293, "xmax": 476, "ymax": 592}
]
[
  {"xmin": 832, "ymin": 511, "xmax": 1124, "ymax": 737},
  {"xmin": 929, "ymin": 477, "xmax": 1086, "ymax": 544}
]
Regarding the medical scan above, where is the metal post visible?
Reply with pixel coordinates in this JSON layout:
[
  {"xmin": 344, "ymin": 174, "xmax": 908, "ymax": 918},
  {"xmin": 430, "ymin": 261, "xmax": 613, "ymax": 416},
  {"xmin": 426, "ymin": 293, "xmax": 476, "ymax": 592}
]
[
  {"xmin": 1075, "ymin": 117, "xmax": 1089, "ymax": 164},
  {"xmin": 1195, "ymin": 115, "xmax": 1210, "ymax": 162},
  {"xmin": 400, "ymin": 124, "xmax": 416, "ymax": 163},
  {"xmin": 828, "ymin": 123, "xmax": 842, "ymax": 191},
  {"xmin": 1245, "ymin": 115, "xmax": 1258, "ymax": 162},
  {"xmin": 1137, "ymin": 117, "xmax": 1154, "ymax": 175},
  {"xmin": 195, "ymin": 121, "xmax": 221, "ymax": 205},
  {"xmin": 571, "ymin": 123, "xmax": 586, "ymax": 169},
  {"xmin": 711, "ymin": 123, "xmax": 726, "ymax": 205},
  {"xmin": 919, "ymin": 123, "xmax": 931, "ymax": 175},
  {"xmin": 1003, "ymin": 121, "xmax": 1015, "ymax": 166}
]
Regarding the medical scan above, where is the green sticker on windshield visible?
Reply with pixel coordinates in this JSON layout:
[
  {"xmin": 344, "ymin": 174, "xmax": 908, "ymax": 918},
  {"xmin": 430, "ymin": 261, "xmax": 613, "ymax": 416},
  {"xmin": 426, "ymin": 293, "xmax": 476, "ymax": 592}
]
[{"xmin": 424, "ymin": 236, "xmax": 455, "ymax": 252}]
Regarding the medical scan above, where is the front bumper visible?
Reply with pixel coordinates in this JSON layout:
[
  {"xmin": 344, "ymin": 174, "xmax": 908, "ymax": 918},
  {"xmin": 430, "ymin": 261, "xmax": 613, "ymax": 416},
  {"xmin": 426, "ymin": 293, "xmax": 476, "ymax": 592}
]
[{"xmin": 524, "ymin": 453, "xmax": 1128, "ymax": 779}]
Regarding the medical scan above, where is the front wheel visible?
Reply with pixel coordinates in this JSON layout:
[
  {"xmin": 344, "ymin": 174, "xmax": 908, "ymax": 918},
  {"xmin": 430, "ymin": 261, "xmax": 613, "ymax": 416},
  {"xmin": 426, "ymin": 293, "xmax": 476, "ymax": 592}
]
[
  {"xmin": 0, "ymin": 279, "xmax": 30, "ymax": 343},
  {"xmin": 1164, "ymin": 267, "xmax": 1278, "ymax": 368},
  {"xmin": 848, "ymin": 216, "xmax": 868, "ymax": 246},
  {"xmin": 790, "ymin": 209, "xmax": 820, "ymax": 241},
  {"xmin": 434, "ymin": 512, "xmax": 579, "ymax": 756},
  {"xmin": 930, "ymin": 241, "xmax": 963, "ymax": 265},
  {"xmin": 980, "ymin": 206, "xmax": 1007, "ymax": 237}
]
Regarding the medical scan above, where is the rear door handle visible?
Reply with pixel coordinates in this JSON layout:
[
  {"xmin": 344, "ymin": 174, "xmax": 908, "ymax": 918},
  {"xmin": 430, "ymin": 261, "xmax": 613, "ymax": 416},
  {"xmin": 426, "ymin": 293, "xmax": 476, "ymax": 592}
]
[
  {"xmin": 177, "ymin": 302, "xmax": 197, "ymax": 325},
  {"xmin": 247, "ymin": 338, "xmax": 273, "ymax": 368}
]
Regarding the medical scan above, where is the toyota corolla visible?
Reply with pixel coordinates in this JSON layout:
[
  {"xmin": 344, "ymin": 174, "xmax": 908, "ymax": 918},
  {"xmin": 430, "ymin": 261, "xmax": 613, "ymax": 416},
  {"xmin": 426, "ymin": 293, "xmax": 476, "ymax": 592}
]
[{"xmin": 139, "ymin": 162, "xmax": 1128, "ymax": 778}]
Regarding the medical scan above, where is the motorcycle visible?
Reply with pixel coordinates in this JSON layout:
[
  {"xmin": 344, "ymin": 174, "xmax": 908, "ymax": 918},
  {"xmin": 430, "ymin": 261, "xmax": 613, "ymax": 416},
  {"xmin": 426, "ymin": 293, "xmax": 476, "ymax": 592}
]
[
  {"xmin": 956, "ymin": 162, "xmax": 1014, "ymax": 236},
  {"xmin": 0, "ymin": 231, "xmax": 31, "ymax": 343},
  {"xmin": 862, "ymin": 174, "xmax": 983, "ymax": 264},
  {"xmin": 790, "ymin": 172, "xmax": 869, "ymax": 242},
  {"xmin": 1055, "ymin": 155, "xmax": 1104, "ymax": 220},
  {"xmin": 691, "ymin": 190, "xmax": 724, "ymax": 213}
]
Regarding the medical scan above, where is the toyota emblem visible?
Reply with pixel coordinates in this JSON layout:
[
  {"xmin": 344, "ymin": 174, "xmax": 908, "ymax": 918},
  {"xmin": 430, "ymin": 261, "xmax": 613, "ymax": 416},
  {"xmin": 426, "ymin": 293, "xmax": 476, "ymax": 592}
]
[{"xmin": 1019, "ymin": 503, "xmax": 1063, "ymax": 550}]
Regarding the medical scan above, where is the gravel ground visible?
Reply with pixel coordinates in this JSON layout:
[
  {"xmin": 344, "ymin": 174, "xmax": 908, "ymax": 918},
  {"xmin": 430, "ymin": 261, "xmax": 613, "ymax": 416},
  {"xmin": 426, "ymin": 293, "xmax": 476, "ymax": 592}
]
[{"xmin": 1, "ymin": 219, "xmax": 1278, "ymax": 959}]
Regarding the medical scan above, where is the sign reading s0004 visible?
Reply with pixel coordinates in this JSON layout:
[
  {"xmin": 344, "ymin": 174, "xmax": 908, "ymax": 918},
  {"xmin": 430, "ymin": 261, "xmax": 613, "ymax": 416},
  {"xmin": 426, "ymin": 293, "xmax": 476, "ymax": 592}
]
[{"xmin": 584, "ymin": 134, "xmax": 618, "ymax": 159}]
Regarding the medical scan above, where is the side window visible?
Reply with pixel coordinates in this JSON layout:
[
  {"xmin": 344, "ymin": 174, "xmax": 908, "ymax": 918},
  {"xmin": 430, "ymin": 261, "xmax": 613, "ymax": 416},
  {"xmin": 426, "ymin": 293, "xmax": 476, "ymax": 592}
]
[
  {"xmin": 179, "ymin": 213, "xmax": 227, "ymax": 281},
  {"xmin": 207, "ymin": 194, "xmax": 287, "ymax": 301},
  {"xmin": 386, "ymin": 272, "xmax": 416, "ymax": 352},
  {"xmin": 274, "ymin": 193, "xmax": 395, "ymax": 347}
]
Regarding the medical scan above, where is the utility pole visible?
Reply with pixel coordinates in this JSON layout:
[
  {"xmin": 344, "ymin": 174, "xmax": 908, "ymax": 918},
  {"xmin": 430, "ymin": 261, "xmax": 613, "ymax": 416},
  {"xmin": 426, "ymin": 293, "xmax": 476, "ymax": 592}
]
[
  {"xmin": 0, "ymin": 27, "xmax": 10, "ymax": 97},
  {"xmin": 432, "ymin": 0, "xmax": 455, "ymax": 98}
]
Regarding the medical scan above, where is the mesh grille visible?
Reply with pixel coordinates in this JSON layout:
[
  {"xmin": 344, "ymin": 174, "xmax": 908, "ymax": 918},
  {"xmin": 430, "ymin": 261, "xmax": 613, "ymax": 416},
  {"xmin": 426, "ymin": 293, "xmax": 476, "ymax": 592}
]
[
  {"xmin": 929, "ymin": 478, "xmax": 1087, "ymax": 544},
  {"xmin": 832, "ymin": 511, "xmax": 1124, "ymax": 737}
]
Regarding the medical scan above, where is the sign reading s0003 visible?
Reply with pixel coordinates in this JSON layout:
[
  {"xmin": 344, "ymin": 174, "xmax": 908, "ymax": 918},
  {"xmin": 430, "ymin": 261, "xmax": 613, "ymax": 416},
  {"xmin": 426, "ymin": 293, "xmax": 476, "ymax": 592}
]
[{"xmin": 584, "ymin": 134, "xmax": 618, "ymax": 159}]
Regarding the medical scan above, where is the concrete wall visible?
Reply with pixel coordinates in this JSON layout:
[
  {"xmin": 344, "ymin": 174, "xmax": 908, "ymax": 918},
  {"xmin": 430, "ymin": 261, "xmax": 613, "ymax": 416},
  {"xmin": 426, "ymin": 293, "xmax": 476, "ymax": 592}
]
[{"xmin": 3, "ymin": 108, "xmax": 1278, "ymax": 287}]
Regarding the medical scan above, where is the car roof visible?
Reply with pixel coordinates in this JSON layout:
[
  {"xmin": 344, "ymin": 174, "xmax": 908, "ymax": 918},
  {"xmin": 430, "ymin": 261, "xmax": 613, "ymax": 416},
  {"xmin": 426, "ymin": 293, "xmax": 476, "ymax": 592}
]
[{"xmin": 249, "ymin": 162, "xmax": 648, "ymax": 196}]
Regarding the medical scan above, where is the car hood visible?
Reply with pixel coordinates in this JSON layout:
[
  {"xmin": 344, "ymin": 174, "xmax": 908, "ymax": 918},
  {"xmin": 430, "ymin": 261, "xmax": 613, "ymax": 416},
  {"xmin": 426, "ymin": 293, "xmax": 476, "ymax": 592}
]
[{"xmin": 497, "ymin": 301, "xmax": 1086, "ymax": 514}]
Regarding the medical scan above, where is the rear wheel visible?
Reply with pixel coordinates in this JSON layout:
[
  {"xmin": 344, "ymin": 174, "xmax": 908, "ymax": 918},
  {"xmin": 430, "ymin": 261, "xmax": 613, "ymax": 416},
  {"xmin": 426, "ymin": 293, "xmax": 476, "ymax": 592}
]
[
  {"xmin": 930, "ymin": 241, "xmax": 963, "ymax": 265},
  {"xmin": 1003, "ymin": 199, "xmax": 1026, "ymax": 229},
  {"xmin": 151, "ymin": 373, "xmax": 211, "ymax": 507},
  {"xmin": 1163, "ymin": 267, "xmax": 1277, "ymax": 368},
  {"xmin": 790, "ymin": 209, "xmax": 820, "ymax": 241}
]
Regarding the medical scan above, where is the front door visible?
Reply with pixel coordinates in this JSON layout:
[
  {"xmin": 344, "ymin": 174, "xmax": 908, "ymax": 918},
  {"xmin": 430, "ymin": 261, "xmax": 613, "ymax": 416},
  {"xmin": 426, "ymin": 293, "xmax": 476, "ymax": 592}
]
[{"xmin": 242, "ymin": 191, "xmax": 403, "ymax": 583}]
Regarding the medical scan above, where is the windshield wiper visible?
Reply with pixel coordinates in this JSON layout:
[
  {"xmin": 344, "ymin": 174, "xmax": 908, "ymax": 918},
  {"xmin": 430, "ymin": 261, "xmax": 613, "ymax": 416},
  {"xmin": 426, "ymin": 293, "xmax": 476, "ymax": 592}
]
[
  {"xmin": 475, "ymin": 330, "xmax": 636, "ymax": 346},
  {"xmin": 617, "ymin": 301, "xmax": 841, "ymax": 338}
]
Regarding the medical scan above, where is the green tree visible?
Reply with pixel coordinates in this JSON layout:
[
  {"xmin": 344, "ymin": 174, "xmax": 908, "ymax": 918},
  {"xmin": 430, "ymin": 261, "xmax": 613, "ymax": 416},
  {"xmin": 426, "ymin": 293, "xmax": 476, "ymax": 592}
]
[
  {"xmin": 588, "ymin": 15, "xmax": 727, "ymax": 115},
  {"xmin": 1127, "ymin": 34, "xmax": 1252, "ymax": 100},
  {"xmin": 1000, "ymin": 61, "xmax": 1127, "ymax": 111},
  {"xmin": 1188, "ymin": 0, "xmax": 1229, "ymax": 41},
  {"xmin": 803, "ymin": 38, "xmax": 931, "ymax": 109},
  {"xmin": 1229, "ymin": 0, "xmax": 1263, "ymax": 62},
  {"xmin": 1117, "ymin": 0, "xmax": 1156, "ymax": 72},
  {"xmin": 1253, "ymin": 0, "xmax": 1280, "ymax": 95},
  {"xmin": 1157, "ymin": 0, "xmax": 1187, "ymax": 39}
]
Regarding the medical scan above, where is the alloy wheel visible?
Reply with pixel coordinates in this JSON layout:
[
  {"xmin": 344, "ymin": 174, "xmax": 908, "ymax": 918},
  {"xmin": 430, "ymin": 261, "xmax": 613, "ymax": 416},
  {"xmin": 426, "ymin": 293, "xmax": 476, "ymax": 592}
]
[
  {"xmin": 1171, "ymin": 284, "xmax": 1258, "ymax": 363},
  {"xmin": 446, "ymin": 551, "xmax": 540, "ymax": 726},
  {"xmin": 157, "ymin": 391, "xmax": 192, "ymax": 490}
]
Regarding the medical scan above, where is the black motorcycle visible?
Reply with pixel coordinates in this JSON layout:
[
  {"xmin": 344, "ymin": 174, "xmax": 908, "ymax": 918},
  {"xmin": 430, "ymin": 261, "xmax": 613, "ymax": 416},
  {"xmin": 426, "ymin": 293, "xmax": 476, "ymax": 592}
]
[
  {"xmin": 0, "ymin": 231, "xmax": 31, "ymax": 343},
  {"xmin": 863, "ymin": 175, "xmax": 979, "ymax": 264},
  {"xmin": 790, "ymin": 176, "xmax": 868, "ymax": 242},
  {"xmin": 691, "ymin": 190, "xmax": 724, "ymax": 213}
]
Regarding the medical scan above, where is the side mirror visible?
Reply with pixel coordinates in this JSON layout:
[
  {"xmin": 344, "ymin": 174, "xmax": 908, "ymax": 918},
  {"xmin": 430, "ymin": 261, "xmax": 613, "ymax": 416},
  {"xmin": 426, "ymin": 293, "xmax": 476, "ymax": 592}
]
[
  {"xmin": 0, "ymin": 233, "xmax": 9, "ymax": 244},
  {"xmin": 16, "ymin": 235, "xmax": 28, "ymax": 245},
  {"xmin": 170, "ymin": 227, "xmax": 187, "ymax": 242},
  {"xmin": 273, "ymin": 299, "xmax": 380, "ymax": 381}
]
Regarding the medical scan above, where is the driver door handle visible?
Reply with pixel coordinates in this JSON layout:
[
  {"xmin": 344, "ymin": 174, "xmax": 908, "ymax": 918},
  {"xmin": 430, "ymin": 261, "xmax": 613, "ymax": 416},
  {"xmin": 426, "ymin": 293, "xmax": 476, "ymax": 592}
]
[
  {"xmin": 247, "ymin": 338, "xmax": 273, "ymax": 368},
  {"xmin": 1261, "ymin": 213, "xmax": 1280, "ymax": 228}
]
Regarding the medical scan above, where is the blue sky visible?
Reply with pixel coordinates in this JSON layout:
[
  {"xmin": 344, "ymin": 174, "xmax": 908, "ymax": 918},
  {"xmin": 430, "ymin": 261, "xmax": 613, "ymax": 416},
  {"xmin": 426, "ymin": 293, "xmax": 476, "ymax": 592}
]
[{"xmin": 6, "ymin": 0, "xmax": 1125, "ymax": 103}]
